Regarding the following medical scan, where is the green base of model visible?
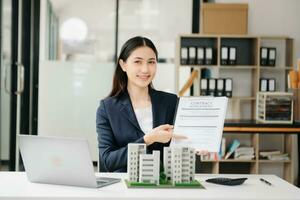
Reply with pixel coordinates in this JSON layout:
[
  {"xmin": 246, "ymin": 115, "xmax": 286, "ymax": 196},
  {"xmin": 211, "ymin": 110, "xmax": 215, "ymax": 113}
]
[{"xmin": 125, "ymin": 179, "xmax": 205, "ymax": 189}]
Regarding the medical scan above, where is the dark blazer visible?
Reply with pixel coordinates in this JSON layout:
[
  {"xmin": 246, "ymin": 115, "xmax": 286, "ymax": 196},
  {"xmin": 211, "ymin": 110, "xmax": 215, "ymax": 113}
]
[{"xmin": 96, "ymin": 89, "xmax": 178, "ymax": 172}]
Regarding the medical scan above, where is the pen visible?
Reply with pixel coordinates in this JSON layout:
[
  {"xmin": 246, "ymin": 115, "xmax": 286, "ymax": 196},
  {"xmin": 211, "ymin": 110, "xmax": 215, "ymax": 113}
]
[{"xmin": 260, "ymin": 178, "xmax": 272, "ymax": 186}]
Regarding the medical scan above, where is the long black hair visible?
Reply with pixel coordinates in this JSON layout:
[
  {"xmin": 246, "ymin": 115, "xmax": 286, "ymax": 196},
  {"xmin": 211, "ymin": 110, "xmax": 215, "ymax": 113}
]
[{"xmin": 108, "ymin": 36, "xmax": 158, "ymax": 97}]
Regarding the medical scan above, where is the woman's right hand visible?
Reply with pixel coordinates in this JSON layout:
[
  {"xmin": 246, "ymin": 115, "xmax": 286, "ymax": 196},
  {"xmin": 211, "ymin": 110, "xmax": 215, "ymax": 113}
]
[{"xmin": 143, "ymin": 124, "xmax": 187, "ymax": 146}]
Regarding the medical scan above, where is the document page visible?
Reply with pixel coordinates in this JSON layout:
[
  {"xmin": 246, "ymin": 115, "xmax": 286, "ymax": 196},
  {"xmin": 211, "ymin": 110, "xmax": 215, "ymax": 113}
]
[{"xmin": 170, "ymin": 96, "xmax": 228, "ymax": 152}]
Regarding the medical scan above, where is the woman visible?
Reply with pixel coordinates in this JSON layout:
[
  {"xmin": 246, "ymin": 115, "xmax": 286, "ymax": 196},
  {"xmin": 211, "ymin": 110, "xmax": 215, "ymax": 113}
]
[{"xmin": 96, "ymin": 36, "xmax": 184, "ymax": 172}]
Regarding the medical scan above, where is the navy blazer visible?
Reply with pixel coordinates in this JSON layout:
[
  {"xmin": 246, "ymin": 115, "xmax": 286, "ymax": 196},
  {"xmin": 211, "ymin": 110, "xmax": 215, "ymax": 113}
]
[{"xmin": 96, "ymin": 89, "xmax": 178, "ymax": 172}]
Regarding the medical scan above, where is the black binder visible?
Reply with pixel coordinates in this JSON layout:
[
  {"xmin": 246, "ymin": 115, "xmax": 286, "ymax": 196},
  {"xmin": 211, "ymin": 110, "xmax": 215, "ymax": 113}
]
[
  {"xmin": 197, "ymin": 47, "xmax": 204, "ymax": 65},
  {"xmin": 216, "ymin": 79, "xmax": 225, "ymax": 96},
  {"xmin": 181, "ymin": 47, "xmax": 188, "ymax": 65},
  {"xmin": 268, "ymin": 48, "xmax": 276, "ymax": 66},
  {"xmin": 208, "ymin": 79, "xmax": 216, "ymax": 96},
  {"xmin": 268, "ymin": 78, "xmax": 276, "ymax": 91},
  {"xmin": 224, "ymin": 79, "xmax": 233, "ymax": 97},
  {"xmin": 200, "ymin": 78, "xmax": 208, "ymax": 96},
  {"xmin": 260, "ymin": 47, "xmax": 268, "ymax": 66},
  {"xmin": 229, "ymin": 47, "xmax": 237, "ymax": 65},
  {"xmin": 205, "ymin": 47, "xmax": 213, "ymax": 65},
  {"xmin": 221, "ymin": 46, "xmax": 228, "ymax": 65},
  {"xmin": 188, "ymin": 47, "xmax": 196, "ymax": 65},
  {"xmin": 259, "ymin": 78, "xmax": 268, "ymax": 91}
]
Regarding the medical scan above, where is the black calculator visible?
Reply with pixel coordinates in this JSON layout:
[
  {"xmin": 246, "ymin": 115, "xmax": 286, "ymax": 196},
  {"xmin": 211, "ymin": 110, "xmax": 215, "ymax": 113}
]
[{"xmin": 205, "ymin": 177, "xmax": 248, "ymax": 186}]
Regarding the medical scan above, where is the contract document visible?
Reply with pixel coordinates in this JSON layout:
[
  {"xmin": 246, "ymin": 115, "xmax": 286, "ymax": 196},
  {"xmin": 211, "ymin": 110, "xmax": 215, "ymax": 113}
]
[{"xmin": 170, "ymin": 96, "xmax": 228, "ymax": 152}]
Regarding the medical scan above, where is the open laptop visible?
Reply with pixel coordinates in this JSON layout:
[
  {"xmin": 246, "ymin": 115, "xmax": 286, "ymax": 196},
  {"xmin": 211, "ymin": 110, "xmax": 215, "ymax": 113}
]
[{"xmin": 18, "ymin": 134, "xmax": 120, "ymax": 188}]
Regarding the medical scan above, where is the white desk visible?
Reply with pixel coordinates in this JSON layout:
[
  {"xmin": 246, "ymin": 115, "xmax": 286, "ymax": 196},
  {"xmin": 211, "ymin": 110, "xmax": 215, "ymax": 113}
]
[{"xmin": 1, "ymin": 172, "xmax": 300, "ymax": 200}]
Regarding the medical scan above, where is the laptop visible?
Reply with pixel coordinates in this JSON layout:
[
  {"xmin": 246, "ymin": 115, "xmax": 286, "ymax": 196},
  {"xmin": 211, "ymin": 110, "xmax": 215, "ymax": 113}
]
[{"xmin": 18, "ymin": 134, "xmax": 120, "ymax": 188}]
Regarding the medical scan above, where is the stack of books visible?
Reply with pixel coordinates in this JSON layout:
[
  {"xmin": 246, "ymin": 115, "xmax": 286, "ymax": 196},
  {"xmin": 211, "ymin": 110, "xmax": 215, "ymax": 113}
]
[
  {"xmin": 234, "ymin": 147, "xmax": 255, "ymax": 160},
  {"xmin": 259, "ymin": 150, "xmax": 290, "ymax": 161}
]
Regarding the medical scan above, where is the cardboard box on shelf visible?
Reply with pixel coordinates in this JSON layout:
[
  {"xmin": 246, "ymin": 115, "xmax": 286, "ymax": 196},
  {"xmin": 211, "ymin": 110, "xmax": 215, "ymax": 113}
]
[{"xmin": 200, "ymin": 3, "xmax": 248, "ymax": 35}]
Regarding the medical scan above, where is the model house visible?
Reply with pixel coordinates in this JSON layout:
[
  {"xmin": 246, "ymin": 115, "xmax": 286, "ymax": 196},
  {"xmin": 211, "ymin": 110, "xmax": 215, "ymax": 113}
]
[
  {"xmin": 164, "ymin": 147, "xmax": 195, "ymax": 185},
  {"xmin": 139, "ymin": 151, "xmax": 160, "ymax": 185},
  {"xmin": 127, "ymin": 144, "xmax": 146, "ymax": 182}
]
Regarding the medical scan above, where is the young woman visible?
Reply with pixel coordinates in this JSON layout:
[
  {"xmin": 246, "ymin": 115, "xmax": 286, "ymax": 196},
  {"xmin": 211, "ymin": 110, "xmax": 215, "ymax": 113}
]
[{"xmin": 96, "ymin": 36, "xmax": 185, "ymax": 172}]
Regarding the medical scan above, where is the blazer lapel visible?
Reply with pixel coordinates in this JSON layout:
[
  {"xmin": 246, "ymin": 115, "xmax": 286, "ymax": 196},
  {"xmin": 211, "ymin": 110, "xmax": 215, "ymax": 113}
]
[
  {"xmin": 119, "ymin": 92, "xmax": 142, "ymax": 131},
  {"xmin": 149, "ymin": 89, "xmax": 164, "ymax": 128}
]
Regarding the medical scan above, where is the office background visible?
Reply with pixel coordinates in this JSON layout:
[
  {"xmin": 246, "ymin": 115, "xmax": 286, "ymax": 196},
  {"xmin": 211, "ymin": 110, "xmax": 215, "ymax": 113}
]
[{"xmin": 0, "ymin": 0, "xmax": 300, "ymax": 184}]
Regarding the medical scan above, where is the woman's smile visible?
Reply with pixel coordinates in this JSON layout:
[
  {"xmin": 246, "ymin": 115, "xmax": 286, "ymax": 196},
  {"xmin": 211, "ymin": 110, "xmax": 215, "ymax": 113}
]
[{"xmin": 137, "ymin": 74, "xmax": 151, "ymax": 81}]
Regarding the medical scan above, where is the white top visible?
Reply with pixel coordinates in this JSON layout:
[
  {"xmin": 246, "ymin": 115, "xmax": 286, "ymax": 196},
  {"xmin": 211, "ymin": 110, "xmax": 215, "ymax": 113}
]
[
  {"xmin": 134, "ymin": 106, "xmax": 153, "ymax": 134},
  {"xmin": 1, "ymin": 172, "xmax": 300, "ymax": 200}
]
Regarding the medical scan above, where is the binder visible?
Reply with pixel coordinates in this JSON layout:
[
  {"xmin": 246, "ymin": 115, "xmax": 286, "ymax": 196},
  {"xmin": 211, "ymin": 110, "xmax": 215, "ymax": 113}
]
[
  {"xmin": 188, "ymin": 47, "xmax": 196, "ymax": 65},
  {"xmin": 216, "ymin": 79, "xmax": 224, "ymax": 96},
  {"xmin": 224, "ymin": 79, "xmax": 233, "ymax": 97},
  {"xmin": 208, "ymin": 79, "xmax": 216, "ymax": 96},
  {"xmin": 260, "ymin": 47, "xmax": 268, "ymax": 66},
  {"xmin": 229, "ymin": 47, "xmax": 237, "ymax": 65},
  {"xmin": 221, "ymin": 46, "xmax": 228, "ymax": 65},
  {"xmin": 180, "ymin": 47, "xmax": 188, "ymax": 65},
  {"xmin": 200, "ymin": 78, "xmax": 208, "ymax": 96},
  {"xmin": 205, "ymin": 47, "xmax": 213, "ymax": 65},
  {"xmin": 268, "ymin": 48, "xmax": 276, "ymax": 66},
  {"xmin": 197, "ymin": 47, "xmax": 204, "ymax": 65},
  {"xmin": 268, "ymin": 78, "xmax": 276, "ymax": 91},
  {"xmin": 260, "ymin": 78, "xmax": 268, "ymax": 91}
]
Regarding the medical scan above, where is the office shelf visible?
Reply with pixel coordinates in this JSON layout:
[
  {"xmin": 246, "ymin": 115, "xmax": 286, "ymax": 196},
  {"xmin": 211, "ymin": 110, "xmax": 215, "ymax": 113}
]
[{"xmin": 176, "ymin": 34, "xmax": 294, "ymax": 119}]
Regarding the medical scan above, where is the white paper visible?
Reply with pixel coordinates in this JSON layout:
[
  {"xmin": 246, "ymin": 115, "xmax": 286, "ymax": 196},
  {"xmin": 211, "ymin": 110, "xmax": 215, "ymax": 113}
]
[{"xmin": 171, "ymin": 96, "xmax": 228, "ymax": 152}]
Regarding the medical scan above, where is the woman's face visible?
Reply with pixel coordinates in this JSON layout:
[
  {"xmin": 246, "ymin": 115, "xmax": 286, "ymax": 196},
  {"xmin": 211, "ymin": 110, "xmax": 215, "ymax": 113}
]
[{"xmin": 120, "ymin": 46, "xmax": 157, "ymax": 89}]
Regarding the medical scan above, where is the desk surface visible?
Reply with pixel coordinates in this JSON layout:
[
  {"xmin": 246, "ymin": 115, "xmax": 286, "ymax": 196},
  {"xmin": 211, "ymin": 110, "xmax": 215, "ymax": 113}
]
[{"xmin": 1, "ymin": 172, "xmax": 300, "ymax": 200}]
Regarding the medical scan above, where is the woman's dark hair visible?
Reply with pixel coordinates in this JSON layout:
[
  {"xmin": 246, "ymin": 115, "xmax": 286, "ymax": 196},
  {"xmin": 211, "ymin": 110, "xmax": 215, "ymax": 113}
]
[{"xmin": 108, "ymin": 36, "xmax": 158, "ymax": 97}]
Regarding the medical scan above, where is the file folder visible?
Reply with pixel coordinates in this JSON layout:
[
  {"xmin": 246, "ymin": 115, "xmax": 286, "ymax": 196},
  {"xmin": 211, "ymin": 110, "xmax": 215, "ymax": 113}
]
[
  {"xmin": 221, "ymin": 46, "xmax": 228, "ymax": 65},
  {"xmin": 260, "ymin": 78, "xmax": 268, "ymax": 91},
  {"xmin": 208, "ymin": 79, "xmax": 216, "ymax": 96},
  {"xmin": 181, "ymin": 47, "xmax": 188, "ymax": 65},
  {"xmin": 205, "ymin": 47, "xmax": 213, "ymax": 65},
  {"xmin": 216, "ymin": 79, "xmax": 224, "ymax": 96},
  {"xmin": 260, "ymin": 47, "xmax": 268, "ymax": 66},
  {"xmin": 225, "ymin": 79, "xmax": 233, "ymax": 97},
  {"xmin": 197, "ymin": 47, "xmax": 205, "ymax": 65},
  {"xmin": 188, "ymin": 47, "xmax": 196, "ymax": 65},
  {"xmin": 229, "ymin": 47, "xmax": 237, "ymax": 65},
  {"xmin": 268, "ymin": 78, "xmax": 276, "ymax": 91},
  {"xmin": 200, "ymin": 78, "xmax": 208, "ymax": 96},
  {"xmin": 268, "ymin": 48, "xmax": 276, "ymax": 66}
]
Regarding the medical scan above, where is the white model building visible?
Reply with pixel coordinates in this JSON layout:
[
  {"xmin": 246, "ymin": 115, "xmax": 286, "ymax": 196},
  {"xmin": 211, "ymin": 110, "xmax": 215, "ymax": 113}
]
[
  {"xmin": 171, "ymin": 147, "xmax": 182, "ymax": 185},
  {"xmin": 163, "ymin": 147, "xmax": 172, "ymax": 180},
  {"xmin": 139, "ymin": 151, "xmax": 160, "ymax": 185},
  {"xmin": 164, "ymin": 146, "xmax": 195, "ymax": 185},
  {"xmin": 181, "ymin": 147, "xmax": 195, "ymax": 182},
  {"xmin": 127, "ymin": 143, "xmax": 146, "ymax": 182}
]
